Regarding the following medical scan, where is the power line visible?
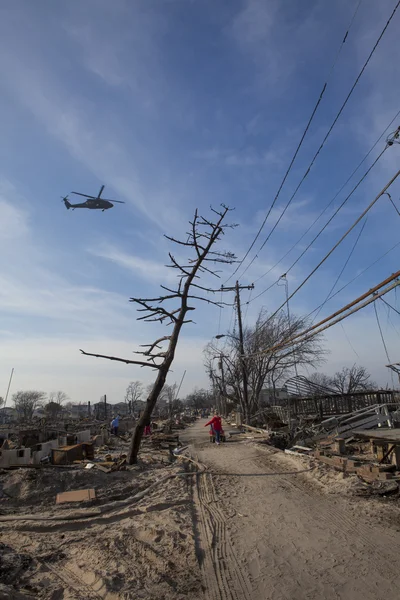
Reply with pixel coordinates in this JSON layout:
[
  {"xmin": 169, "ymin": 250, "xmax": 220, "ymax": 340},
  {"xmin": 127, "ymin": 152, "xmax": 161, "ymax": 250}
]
[
  {"xmin": 312, "ymin": 217, "xmax": 368, "ymax": 322},
  {"xmin": 248, "ymin": 279, "xmax": 278, "ymax": 304},
  {"xmin": 284, "ymin": 148, "xmax": 386, "ymax": 276},
  {"xmin": 387, "ymin": 192, "xmax": 400, "ymax": 218},
  {"xmin": 305, "ymin": 238, "xmax": 400, "ymax": 320},
  {"xmin": 380, "ymin": 297, "xmax": 400, "ymax": 318},
  {"xmin": 225, "ymin": 0, "xmax": 364, "ymax": 283},
  {"xmin": 234, "ymin": 0, "xmax": 400, "ymax": 281},
  {"xmin": 250, "ymin": 223, "xmax": 399, "ymax": 309},
  {"xmin": 259, "ymin": 168, "xmax": 400, "ymax": 330},
  {"xmin": 340, "ymin": 322, "xmax": 359, "ymax": 358},
  {"xmin": 248, "ymin": 271, "xmax": 400, "ymax": 358},
  {"xmin": 374, "ymin": 301, "xmax": 391, "ymax": 363},
  {"xmin": 252, "ymin": 110, "xmax": 400, "ymax": 286}
]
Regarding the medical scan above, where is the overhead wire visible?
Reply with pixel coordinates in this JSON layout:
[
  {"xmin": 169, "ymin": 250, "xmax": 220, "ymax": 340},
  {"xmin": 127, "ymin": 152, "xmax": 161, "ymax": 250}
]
[
  {"xmin": 216, "ymin": 288, "xmax": 223, "ymax": 335},
  {"xmin": 373, "ymin": 302, "xmax": 393, "ymax": 388},
  {"xmin": 252, "ymin": 110, "xmax": 400, "ymax": 288},
  {"xmin": 258, "ymin": 168, "xmax": 400, "ymax": 331},
  {"xmin": 387, "ymin": 193, "xmax": 400, "ymax": 217},
  {"xmin": 246, "ymin": 272, "xmax": 400, "ymax": 358},
  {"xmin": 381, "ymin": 298, "xmax": 400, "ymax": 339},
  {"xmin": 380, "ymin": 297, "xmax": 400, "ymax": 318},
  {"xmin": 311, "ymin": 217, "xmax": 368, "ymax": 323},
  {"xmin": 340, "ymin": 322, "xmax": 360, "ymax": 358},
  {"xmin": 225, "ymin": 0, "xmax": 364, "ymax": 283},
  {"xmin": 305, "ymin": 238, "xmax": 400, "ymax": 320},
  {"xmin": 234, "ymin": 0, "xmax": 400, "ymax": 282}
]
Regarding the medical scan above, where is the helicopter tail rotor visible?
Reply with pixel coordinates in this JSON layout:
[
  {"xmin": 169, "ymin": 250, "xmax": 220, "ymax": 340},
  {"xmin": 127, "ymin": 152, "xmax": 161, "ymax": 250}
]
[{"xmin": 61, "ymin": 195, "xmax": 72, "ymax": 210}]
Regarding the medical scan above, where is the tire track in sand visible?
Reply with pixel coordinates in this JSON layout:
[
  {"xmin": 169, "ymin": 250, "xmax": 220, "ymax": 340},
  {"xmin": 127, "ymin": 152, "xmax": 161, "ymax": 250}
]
[{"xmin": 193, "ymin": 471, "xmax": 253, "ymax": 600}]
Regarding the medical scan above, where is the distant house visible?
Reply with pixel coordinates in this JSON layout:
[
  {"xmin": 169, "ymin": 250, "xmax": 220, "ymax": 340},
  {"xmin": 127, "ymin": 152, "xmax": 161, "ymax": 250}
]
[
  {"xmin": 33, "ymin": 407, "xmax": 46, "ymax": 418},
  {"xmin": 0, "ymin": 407, "xmax": 18, "ymax": 424},
  {"xmin": 112, "ymin": 402, "xmax": 129, "ymax": 416},
  {"xmin": 68, "ymin": 404, "xmax": 90, "ymax": 419},
  {"xmin": 259, "ymin": 387, "xmax": 289, "ymax": 407},
  {"xmin": 93, "ymin": 401, "xmax": 114, "ymax": 420}
]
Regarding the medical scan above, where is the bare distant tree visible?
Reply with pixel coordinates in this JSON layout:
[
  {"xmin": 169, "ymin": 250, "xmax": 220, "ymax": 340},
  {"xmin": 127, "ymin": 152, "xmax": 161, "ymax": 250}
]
[
  {"xmin": 185, "ymin": 388, "xmax": 213, "ymax": 411},
  {"xmin": 81, "ymin": 205, "xmax": 236, "ymax": 463},
  {"xmin": 330, "ymin": 365, "xmax": 377, "ymax": 394},
  {"xmin": 205, "ymin": 308, "xmax": 325, "ymax": 423},
  {"xmin": 48, "ymin": 390, "xmax": 69, "ymax": 405},
  {"xmin": 0, "ymin": 396, "xmax": 4, "ymax": 409},
  {"xmin": 125, "ymin": 381, "xmax": 143, "ymax": 414},
  {"xmin": 307, "ymin": 372, "xmax": 335, "ymax": 395},
  {"xmin": 13, "ymin": 390, "xmax": 46, "ymax": 421}
]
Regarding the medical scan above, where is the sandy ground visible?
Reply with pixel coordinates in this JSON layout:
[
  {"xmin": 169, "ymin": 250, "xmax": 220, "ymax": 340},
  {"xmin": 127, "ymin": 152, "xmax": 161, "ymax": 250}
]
[
  {"xmin": 1, "ymin": 421, "xmax": 400, "ymax": 599},
  {"xmin": 182, "ymin": 419, "xmax": 400, "ymax": 600},
  {"xmin": 0, "ymin": 443, "xmax": 202, "ymax": 599}
]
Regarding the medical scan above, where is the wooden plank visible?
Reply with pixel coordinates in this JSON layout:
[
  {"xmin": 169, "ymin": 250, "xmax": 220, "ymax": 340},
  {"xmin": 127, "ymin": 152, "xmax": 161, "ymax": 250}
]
[
  {"xmin": 56, "ymin": 488, "xmax": 96, "ymax": 504},
  {"xmin": 241, "ymin": 424, "xmax": 269, "ymax": 435}
]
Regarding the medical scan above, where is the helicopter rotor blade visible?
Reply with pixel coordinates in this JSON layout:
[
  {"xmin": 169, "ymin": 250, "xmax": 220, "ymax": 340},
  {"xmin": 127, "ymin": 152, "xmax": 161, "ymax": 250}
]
[
  {"xmin": 71, "ymin": 191, "xmax": 96, "ymax": 198},
  {"xmin": 102, "ymin": 198, "xmax": 125, "ymax": 203}
]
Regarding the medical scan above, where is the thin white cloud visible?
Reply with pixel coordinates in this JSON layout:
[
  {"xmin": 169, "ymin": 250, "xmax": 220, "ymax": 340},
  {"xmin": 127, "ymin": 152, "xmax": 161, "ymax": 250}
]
[{"xmin": 89, "ymin": 245, "xmax": 177, "ymax": 284}]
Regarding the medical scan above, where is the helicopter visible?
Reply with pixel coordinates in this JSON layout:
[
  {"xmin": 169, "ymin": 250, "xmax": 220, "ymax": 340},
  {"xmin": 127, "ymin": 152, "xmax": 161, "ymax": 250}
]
[{"xmin": 62, "ymin": 185, "xmax": 125, "ymax": 211}]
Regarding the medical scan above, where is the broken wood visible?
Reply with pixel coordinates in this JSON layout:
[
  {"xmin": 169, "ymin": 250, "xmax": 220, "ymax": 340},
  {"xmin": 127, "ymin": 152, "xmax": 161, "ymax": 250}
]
[{"xmin": 56, "ymin": 488, "xmax": 96, "ymax": 504}]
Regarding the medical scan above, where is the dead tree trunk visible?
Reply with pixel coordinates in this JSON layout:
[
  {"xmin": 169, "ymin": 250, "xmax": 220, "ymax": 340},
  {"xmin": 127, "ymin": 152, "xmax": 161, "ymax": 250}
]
[{"xmin": 80, "ymin": 205, "xmax": 236, "ymax": 464}]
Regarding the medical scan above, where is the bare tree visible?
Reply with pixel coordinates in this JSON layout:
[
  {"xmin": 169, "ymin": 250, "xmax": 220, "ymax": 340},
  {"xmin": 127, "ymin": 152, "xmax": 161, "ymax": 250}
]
[
  {"xmin": 185, "ymin": 388, "xmax": 213, "ymax": 411},
  {"xmin": 81, "ymin": 205, "xmax": 236, "ymax": 463},
  {"xmin": 48, "ymin": 390, "xmax": 69, "ymax": 405},
  {"xmin": 205, "ymin": 308, "xmax": 325, "ymax": 423},
  {"xmin": 330, "ymin": 365, "xmax": 377, "ymax": 394},
  {"xmin": 0, "ymin": 396, "xmax": 4, "ymax": 409},
  {"xmin": 125, "ymin": 381, "xmax": 143, "ymax": 414},
  {"xmin": 13, "ymin": 390, "xmax": 46, "ymax": 421},
  {"xmin": 306, "ymin": 372, "xmax": 335, "ymax": 395}
]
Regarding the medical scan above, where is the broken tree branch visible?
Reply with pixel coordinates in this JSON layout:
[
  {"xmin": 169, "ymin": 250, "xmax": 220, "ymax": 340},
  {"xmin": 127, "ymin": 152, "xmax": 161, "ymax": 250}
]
[{"xmin": 79, "ymin": 350, "xmax": 161, "ymax": 368}]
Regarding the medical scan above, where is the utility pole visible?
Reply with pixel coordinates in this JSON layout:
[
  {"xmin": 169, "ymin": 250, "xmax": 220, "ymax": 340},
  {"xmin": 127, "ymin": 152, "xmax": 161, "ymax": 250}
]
[
  {"xmin": 3, "ymin": 368, "xmax": 14, "ymax": 408},
  {"xmin": 220, "ymin": 281, "xmax": 254, "ymax": 423},
  {"xmin": 218, "ymin": 354, "xmax": 226, "ymax": 416}
]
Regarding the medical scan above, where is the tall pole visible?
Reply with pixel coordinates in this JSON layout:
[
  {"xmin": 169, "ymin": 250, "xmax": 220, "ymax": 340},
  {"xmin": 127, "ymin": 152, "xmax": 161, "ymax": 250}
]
[
  {"xmin": 218, "ymin": 354, "xmax": 226, "ymax": 416},
  {"xmin": 236, "ymin": 281, "xmax": 250, "ymax": 423},
  {"xmin": 3, "ymin": 368, "xmax": 14, "ymax": 408},
  {"xmin": 219, "ymin": 282, "xmax": 254, "ymax": 422},
  {"xmin": 175, "ymin": 370, "xmax": 186, "ymax": 401}
]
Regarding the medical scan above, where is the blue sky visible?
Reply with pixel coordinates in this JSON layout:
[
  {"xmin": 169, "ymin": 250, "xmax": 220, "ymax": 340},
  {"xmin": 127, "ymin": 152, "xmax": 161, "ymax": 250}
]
[{"xmin": 1, "ymin": 0, "xmax": 400, "ymax": 404}]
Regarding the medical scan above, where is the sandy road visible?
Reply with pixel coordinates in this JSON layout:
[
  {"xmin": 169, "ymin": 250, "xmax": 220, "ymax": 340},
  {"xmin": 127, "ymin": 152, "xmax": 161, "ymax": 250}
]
[{"xmin": 182, "ymin": 419, "xmax": 400, "ymax": 600}]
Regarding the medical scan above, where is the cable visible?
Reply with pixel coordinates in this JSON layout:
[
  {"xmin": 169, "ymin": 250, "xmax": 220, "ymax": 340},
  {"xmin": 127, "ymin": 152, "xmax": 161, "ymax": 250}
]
[
  {"xmin": 380, "ymin": 297, "xmax": 400, "ymax": 318},
  {"xmin": 259, "ymin": 168, "xmax": 400, "ymax": 330},
  {"xmin": 387, "ymin": 193, "xmax": 400, "ymax": 218},
  {"xmin": 247, "ymin": 273, "xmax": 400, "ymax": 358},
  {"xmin": 305, "ymin": 238, "xmax": 400, "ymax": 320},
  {"xmin": 243, "ymin": 287, "xmax": 253, "ymax": 322},
  {"xmin": 340, "ymin": 322, "xmax": 359, "ymax": 358},
  {"xmin": 248, "ymin": 280, "xmax": 277, "ymax": 305},
  {"xmin": 312, "ymin": 217, "xmax": 367, "ymax": 322},
  {"xmin": 252, "ymin": 109, "xmax": 400, "ymax": 286},
  {"xmin": 225, "ymin": 0, "xmax": 364, "ymax": 283},
  {"xmin": 217, "ymin": 288, "xmax": 223, "ymax": 335},
  {"xmin": 235, "ymin": 0, "xmax": 400, "ymax": 282},
  {"xmin": 286, "ymin": 150, "xmax": 385, "ymax": 275},
  {"xmin": 374, "ymin": 301, "xmax": 391, "ymax": 363},
  {"xmin": 381, "ymin": 298, "xmax": 400, "ymax": 339}
]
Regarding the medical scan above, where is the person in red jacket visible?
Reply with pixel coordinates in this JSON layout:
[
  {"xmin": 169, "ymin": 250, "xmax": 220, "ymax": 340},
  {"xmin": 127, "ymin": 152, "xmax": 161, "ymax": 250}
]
[{"xmin": 205, "ymin": 414, "xmax": 222, "ymax": 445}]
